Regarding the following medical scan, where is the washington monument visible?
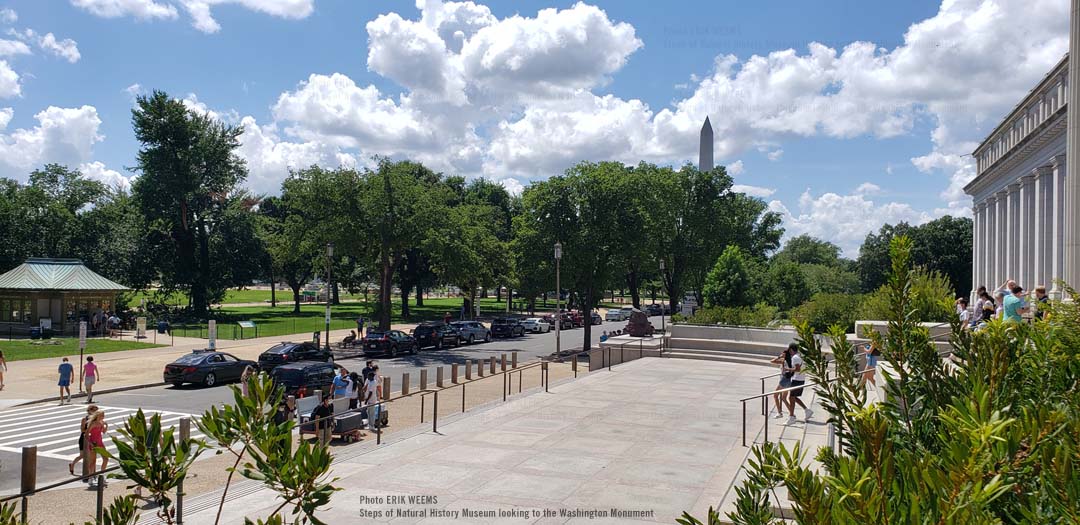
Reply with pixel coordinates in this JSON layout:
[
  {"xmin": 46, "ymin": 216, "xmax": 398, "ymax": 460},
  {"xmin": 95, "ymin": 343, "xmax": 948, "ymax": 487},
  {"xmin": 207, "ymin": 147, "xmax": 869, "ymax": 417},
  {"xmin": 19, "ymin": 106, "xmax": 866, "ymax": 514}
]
[{"xmin": 699, "ymin": 116, "xmax": 714, "ymax": 171}]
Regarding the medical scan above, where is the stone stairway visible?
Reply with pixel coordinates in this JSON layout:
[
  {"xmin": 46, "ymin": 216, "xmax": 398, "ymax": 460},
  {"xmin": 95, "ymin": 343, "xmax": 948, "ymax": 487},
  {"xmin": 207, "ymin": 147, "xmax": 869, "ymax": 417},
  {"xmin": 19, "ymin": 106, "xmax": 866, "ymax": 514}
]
[
  {"xmin": 664, "ymin": 325, "xmax": 804, "ymax": 366},
  {"xmin": 716, "ymin": 385, "xmax": 833, "ymax": 521}
]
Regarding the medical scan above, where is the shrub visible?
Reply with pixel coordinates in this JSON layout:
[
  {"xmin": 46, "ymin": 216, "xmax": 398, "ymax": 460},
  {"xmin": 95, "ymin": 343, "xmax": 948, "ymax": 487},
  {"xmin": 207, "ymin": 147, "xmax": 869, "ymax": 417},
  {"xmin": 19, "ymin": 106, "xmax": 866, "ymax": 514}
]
[
  {"xmin": 678, "ymin": 303, "xmax": 778, "ymax": 327},
  {"xmin": 857, "ymin": 265, "xmax": 953, "ymax": 322},
  {"xmin": 788, "ymin": 292, "xmax": 862, "ymax": 333},
  {"xmin": 702, "ymin": 245, "xmax": 754, "ymax": 307}
]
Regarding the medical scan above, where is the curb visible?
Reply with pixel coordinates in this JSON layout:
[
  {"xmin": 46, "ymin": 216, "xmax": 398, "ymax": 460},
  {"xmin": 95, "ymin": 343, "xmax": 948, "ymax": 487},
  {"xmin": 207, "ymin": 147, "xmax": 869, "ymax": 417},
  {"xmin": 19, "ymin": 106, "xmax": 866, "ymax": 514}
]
[{"xmin": 13, "ymin": 381, "xmax": 167, "ymax": 408}]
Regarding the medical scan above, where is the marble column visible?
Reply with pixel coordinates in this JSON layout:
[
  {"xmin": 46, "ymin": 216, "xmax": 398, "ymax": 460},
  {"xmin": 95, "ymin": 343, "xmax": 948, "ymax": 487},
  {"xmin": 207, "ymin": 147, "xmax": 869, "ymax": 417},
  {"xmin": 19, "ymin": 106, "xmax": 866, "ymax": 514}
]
[
  {"xmin": 986, "ymin": 195, "xmax": 997, "ymax": 288},
  {"xmin": 972, "ymin": 202, "xmax": 983, "ymax": 301},
  {"xmin": 1007, "ymin": 182, "xmax": 1021, "ymax": 281},
  {"xmin": 1020, "ymin": 173, "xmax": 1035, "ymax": 288},
  {"xmin": 1066, "ymin": 0, "xmax": 1080, "ymax": 294},
  {"xmin": 996, "ymin": 190, "xmax": 1008, "ymax": 286},
  {"xmin": 1034, "ymin": 166, "xmax": 1052, "ymax": 289},
  {"xmin": 1052, "ymin": 155, "xmax": 1067, "ymax": 297}
]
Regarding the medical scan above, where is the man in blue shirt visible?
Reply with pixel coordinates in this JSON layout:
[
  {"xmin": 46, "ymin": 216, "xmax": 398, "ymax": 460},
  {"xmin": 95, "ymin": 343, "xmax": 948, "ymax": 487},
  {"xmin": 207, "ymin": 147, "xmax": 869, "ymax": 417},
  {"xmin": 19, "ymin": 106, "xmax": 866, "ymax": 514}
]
[
  {"xmin": 57, "ymin": 357, "xmax": 74, "ymax": 405},
  {"xmin": 1002, "ymin": 286, "xmax": 1029, "ymax": 323},
  {"xmin": 332, "ymin": 367, "xmax": 351, "ymax": 399}
]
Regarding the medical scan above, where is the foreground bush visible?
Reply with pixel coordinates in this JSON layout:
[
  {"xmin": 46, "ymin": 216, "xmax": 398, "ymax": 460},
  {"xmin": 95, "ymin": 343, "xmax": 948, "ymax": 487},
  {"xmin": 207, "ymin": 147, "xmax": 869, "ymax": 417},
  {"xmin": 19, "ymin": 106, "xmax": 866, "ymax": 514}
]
[{"xmin": 686, "ymin": 236, "xmax": 1080, "ymax": 524}]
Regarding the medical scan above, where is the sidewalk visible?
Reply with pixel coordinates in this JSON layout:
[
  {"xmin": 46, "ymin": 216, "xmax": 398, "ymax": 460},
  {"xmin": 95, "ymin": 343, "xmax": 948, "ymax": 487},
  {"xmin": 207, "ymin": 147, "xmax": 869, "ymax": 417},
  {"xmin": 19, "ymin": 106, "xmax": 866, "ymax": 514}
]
[{"xmin": 0, "ymin": 324, "xmax": 418, "ymax": 407}]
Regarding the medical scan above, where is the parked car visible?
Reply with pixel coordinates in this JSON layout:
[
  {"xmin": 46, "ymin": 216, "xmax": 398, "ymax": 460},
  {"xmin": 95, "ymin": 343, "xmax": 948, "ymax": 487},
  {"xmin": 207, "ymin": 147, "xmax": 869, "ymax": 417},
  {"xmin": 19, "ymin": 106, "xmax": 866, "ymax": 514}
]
[
  {"xmin": 269, "ymin": 361, "xmax": 338, "ymax": 398},
  {"xmin": 540, "ymin": 314, "xmax": 573, "ymax": 330},
  {"xmin": 258, "ymin": 341, "xmax": 333, "ymax": 372},
  {"xmin": 449, "ymin": 321, "xmax": 491, "ymax": 344},
  {"xmin": 363, "ymin": 330, "xmax": 418, "ymax": 357},
  {"xmin": 522, "ymin": 317, "xmax": 550, "ymax": 333},
  {"xmin": 164, "ymin": 350, "xmax": 256, "ymax": 387},
  {"xmin": 645, "ymin": 304, "xmax": 663, "ymax": 316},
  {"xmin": 590, "ymin": 311, "xmax": 602, "ymax": 325},
  {"xmin": 605, "ymin": 307, "xmax": 631, "ymax": 322},
  {"xmin": 491, "ymin": 317, "xmax": 526, "ymax": 338},
  {"xmin": 568, "ymin": 310, "xmax": 585, "ymax": 327},
  {"xmin": 411, "ymin": 322, "xmax": 459, "ymax": 350}
]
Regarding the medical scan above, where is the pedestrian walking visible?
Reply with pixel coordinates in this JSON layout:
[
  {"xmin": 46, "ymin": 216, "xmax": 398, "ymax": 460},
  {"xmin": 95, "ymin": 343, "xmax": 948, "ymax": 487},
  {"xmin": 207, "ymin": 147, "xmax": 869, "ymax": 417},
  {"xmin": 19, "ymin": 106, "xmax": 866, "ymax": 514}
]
[
  {"xmin": 361, "ymin": 360, "xmax": 375, "ymax": 381},
  {"xmin": 68, "ymin": 404, "xmax": 98, "ymax": 478},
  {"xmin": 363, "ymin": 366, "xmax": 382, "ymax": 429},
  {"xmin": 58, "ymin": 357, "xmax": 74, "ymax": 404},
  {"xmin": 311, "ymin": 395, "xmax": 334, "ymax": 447},
  {"xmin": 769, "ymin": 346, "xmax": 793, "ymax": 419},
  {"xmin": 83, "ymin": 356, "xmax": 99, "ymax": 403},
  {"xmin": 858, "ymin": 343, "xmax": 880, "ymax": 389},
  {"xmin": 1034, "ymin": 285, "xmax": 1050, "ymax": 320},
  {"xmin": 786, "ymin": 344, "xmax": 812, "ymax": 423},
  {"xmin": 86, "ymin": 411, "xmax": 109, "ymax": 486},
  {"xmin": 240, "ymin": 365, "xmax": 255, "ymax": 397},
  {"xmin": 0, "ymin": 350, "xmax": 6, "ymax": 391}
]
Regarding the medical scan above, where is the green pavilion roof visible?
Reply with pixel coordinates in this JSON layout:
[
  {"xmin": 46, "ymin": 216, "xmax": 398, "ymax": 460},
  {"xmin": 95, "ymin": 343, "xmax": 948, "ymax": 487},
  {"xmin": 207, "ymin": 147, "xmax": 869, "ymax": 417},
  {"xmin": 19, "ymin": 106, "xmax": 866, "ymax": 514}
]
[{"xmin": 0, "ymin": 258, "xmax": 129, "ymax": 292}]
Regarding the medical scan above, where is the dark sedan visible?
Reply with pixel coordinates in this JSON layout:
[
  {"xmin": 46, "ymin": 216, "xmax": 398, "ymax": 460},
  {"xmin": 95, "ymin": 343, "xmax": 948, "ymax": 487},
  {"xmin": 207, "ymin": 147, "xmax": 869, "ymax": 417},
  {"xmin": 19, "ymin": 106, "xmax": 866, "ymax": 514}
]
[
  {"xmin": 257, "ymin": 341, "xmax": 333, "ymax": 372},
  {"xmin": 363, "ymin": 330, "xmax": 418, "ymax": 357},
  {"xmin": 163, "ymin": 350, "xmax": 256, "ymax": 387},
  {"xmin": 411, "ymin": 322, "xmax": 459, "ymax": 349},
  {"xmin": 491, "ymin": 318, "xmax": 526, "ymax": 338}
]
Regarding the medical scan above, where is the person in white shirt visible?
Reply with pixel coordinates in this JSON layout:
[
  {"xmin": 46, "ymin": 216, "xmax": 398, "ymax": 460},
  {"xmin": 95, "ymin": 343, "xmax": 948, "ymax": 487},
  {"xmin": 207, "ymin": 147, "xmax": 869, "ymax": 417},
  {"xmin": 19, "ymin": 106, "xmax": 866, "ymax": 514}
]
[
  {"xmin": 786, "ymin": 346, "xmax": 813, "ymax": 423},
  {"xmin": 363, "ymin": 366, "xmax": 382, "ymax": 429}
]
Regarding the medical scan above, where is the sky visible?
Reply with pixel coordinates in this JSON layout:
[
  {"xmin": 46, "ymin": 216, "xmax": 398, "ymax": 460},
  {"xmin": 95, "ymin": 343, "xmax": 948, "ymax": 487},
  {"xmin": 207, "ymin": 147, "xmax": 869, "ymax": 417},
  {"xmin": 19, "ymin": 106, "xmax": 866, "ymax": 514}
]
[{"xmin": 0, "ymin": 0, "xmax": 1069, "ymax": 257}]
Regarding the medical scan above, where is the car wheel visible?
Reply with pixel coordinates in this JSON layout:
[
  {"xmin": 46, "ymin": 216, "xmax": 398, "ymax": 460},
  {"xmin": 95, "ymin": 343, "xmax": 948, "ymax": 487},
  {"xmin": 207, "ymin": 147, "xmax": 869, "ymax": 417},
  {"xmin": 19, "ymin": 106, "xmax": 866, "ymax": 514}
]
[
  {"xmin": 204, "ymin": 372, "xmax": 216, "ymax": 387},
  {"xmin": 327, "ymin": 356, "xmax": 334, "ymax": 365},
  {"xmin": 435, "ymin": 339, "xmax": 443, "ymax": 350},
  {"xmin": 468, "ymin": 335, "xmax": 475, "ymax": 345},
  {"xmin": 484, "ymin": 332, "xmax": 491, "ymax": 343},
  {"xmin": 390, "ymin": 345, "xmax": 398, "ymax": 358}
]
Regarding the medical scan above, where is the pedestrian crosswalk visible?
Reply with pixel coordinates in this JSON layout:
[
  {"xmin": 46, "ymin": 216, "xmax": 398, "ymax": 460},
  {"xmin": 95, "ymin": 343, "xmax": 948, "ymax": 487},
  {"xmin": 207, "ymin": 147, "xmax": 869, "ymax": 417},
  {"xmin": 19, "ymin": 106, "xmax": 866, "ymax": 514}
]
[{"xmin": 0, "ymin": 403, "xmax": 203, "ymax": 460}]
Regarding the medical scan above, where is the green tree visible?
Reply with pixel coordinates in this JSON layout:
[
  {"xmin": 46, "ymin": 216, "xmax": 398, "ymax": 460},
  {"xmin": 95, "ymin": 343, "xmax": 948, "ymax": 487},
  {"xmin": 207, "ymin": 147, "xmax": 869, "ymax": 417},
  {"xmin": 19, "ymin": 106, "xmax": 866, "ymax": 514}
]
[
  {"xmin": 774, "ymin": 234, "xmax": 842, "ymax": 266},
  {"xmin": 427, "ymin": 203, "xmax": 505, "ymax": 318},
  {"xmin": 758, "ymin": 259, "xmax": 811, "ymax": 311},
  {"xmin": 130, "ymin": 91, "xmax": 252, "ymax": 317},
  {"xmin": 856, "ymin": 217, "xmax": 972, "ymax": 296},
  {"xmin": 703, "ymin": 245, "xmax": 753, "ymax": 308},
  {"xmin": 800, "ymin": 263, "xmax": 861, "ymax": 295}
]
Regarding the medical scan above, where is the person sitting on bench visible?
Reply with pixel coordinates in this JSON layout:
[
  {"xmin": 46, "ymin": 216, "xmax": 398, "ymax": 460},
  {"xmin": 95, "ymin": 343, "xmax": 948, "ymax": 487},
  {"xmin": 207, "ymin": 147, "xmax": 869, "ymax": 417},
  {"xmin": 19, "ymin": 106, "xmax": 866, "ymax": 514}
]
[{"xmin": 342, "ymin": 330, "xmax": 357, "ymax": 347}]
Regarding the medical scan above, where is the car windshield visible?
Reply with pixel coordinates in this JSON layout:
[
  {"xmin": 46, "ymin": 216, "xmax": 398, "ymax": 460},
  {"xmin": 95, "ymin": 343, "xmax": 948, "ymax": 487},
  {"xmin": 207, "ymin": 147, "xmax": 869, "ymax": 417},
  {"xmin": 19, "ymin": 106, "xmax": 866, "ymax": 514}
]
[
  {"xmin": 365, "ymin": 331, "xmax": 386, "ymax": 339},
  {"xmin": 173, "ymin": 354, "xmax": 206, "ymax": 365},
  {"xmin": 492, "ymin": 319, "xmax": 509, "ymax": 325},
  {"xmin": 271, "ymin": 368, "xmax": 304, "ymax": 384},
  {"xmin": 264, "ymin": 344, "xmax": 294, "ymax": 354}
]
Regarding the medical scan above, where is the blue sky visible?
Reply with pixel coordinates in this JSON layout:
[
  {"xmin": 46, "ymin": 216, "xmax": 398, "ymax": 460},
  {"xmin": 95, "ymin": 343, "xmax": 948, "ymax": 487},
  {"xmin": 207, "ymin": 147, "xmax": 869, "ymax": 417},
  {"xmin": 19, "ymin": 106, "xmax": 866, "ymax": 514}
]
[{"xmin": 0, "ymin": 0, "xmax": 1068, "ymax": 256}]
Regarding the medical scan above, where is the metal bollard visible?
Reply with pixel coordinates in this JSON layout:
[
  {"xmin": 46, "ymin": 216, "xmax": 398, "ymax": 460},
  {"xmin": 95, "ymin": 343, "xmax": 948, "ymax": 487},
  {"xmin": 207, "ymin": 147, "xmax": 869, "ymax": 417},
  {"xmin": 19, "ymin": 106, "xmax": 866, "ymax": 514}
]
[
  {"xmin": 489, "ymin": 356, "xmax": 496, "ymax": 374},
  {"xmin": 512, "ymin": 351, "xmax": 518, "ymax": 368},
  {"xmin": 177, "ymin": 418, "xmax": 190, "ymax": 524},
  {"xmin": 542, "ymin": 361, "xmax": 549, "ymax": 393},
  {"xmin": 401, "ymin": 373, "xmax": 410, "ymax": 396},
  {"xmin": 465, "ymin": 360, "xmax": 472, "ymax": 380},
  {"xmin": 451, "ymin": 363, "xmax": 459, "ymax": 384},
  {"xmin": 21, "ymin": 446, "xmax": 36, "ymax": 523},
  {"xmin": 96, "ymin": 474, "xmax": 105, "ymax": 523},
  {"xmin": 420, "ymin": 369, "xmax": 428, "ymax": 390},
  {"xmin": 572, "ymin": 356, "xmax": 577, "ymax": 377},
  {"xmin": 382, "ymin": 377, "xmax": 391, "ymax": 400},
  {"xmin": 437, "ymin": 366, "xmax": 445, "ymax": 387},
  {"xmin": 501, "ymin": 354, "xmax": 507, "ymax": 372}
]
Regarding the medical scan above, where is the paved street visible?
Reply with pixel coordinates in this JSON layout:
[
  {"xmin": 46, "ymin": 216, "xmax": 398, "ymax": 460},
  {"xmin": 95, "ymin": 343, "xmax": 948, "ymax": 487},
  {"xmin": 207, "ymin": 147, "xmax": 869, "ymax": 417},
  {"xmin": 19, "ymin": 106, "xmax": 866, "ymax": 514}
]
[{"xmin": 0, "ymin": 318, "xmax": 640, "ymax": 494}]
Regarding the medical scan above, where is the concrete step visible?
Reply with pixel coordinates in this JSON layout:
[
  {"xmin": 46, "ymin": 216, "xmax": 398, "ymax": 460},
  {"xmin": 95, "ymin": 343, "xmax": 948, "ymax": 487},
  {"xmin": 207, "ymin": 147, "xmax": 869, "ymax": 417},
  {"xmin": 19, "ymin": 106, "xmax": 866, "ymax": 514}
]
[
  {"xmin": 665, "ymin": 349, "xmax": 775, "ymax": 367},
  {"xmin": 667, "ymin": 337, "xmax": 786, "ymax": 356}
]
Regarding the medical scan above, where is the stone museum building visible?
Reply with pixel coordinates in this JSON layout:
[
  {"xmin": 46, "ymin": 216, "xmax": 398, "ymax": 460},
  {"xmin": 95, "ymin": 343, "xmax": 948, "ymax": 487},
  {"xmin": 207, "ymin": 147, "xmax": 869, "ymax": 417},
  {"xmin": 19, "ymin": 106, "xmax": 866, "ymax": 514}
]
[{"xmin": 965, "ymin": 55, "xmax": 1072, "ymax": 298}]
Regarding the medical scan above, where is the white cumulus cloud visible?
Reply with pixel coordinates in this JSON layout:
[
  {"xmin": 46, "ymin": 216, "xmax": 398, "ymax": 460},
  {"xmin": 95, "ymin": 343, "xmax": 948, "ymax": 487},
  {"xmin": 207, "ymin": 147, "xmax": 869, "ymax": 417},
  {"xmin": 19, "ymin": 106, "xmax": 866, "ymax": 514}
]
[
  {"xmin": 79, "ymin": 161, "xmax": 131, "ymax": 191},
  {"xmin": 732, "ymin": 184, "xmax": 776, "ymax": 198},
  {"xmin": 71, "ymin": 0, "xmax": 179, "ymax": 20},
  {"xmin": 0, "ymin": 8, "xmax": 16, "ymax": 24},
  {"xmin": 0, "ymin": 106, "xmax": 104, "ymax": 180}
]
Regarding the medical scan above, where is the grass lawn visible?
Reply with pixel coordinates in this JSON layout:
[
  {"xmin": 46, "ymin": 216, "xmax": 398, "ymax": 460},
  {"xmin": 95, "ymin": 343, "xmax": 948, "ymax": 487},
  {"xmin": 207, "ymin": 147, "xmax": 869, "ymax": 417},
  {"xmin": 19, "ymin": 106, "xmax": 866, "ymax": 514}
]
[
  {"xmin": 126, "ymin": 288, "xmax": 366, "ymax": 306},
  {"xmin": 0, "ymin": 338, "xmax": 164, "ymax": 362}
]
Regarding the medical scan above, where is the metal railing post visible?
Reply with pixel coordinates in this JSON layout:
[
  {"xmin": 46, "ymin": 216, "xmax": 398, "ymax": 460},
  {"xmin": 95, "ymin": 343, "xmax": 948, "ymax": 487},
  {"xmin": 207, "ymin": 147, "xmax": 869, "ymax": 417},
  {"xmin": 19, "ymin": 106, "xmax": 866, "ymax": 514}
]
[
  {"xmin": 461, "ymin": 383, "xmax": 466, "ymax": 412},
  {"xmin": 761, "ymin": 378, "xmax": 766, "ymax": 416},
  {"xmin": 741, "ymin": 401, "xmax": 746, "ymax": 447},
  {"xmin": 503, "ymin": 371, "xmax": 507, "ymax": 402},
  {"xmin": 421, "ymin": 395, "xmax": 425, "ymax": 424},
  {"xmin": 95, "ymin": 474, "xmax": 105, "ymax": 524},
  {"xmin": 542, "ymin": 361, "xmax": 549, "ymax": 393},
  {"xmin": 433, "ymin": 391, "xmax": 438, "ymax": 433},
  {"xmin": 177, "ymin": 418, "xmax": 190, "ymax": 524},
  {"xmin": 572, "ymin": 355, "xmax": 578, "ymax": 377},
  {"xmin": 764, "ymin": 396, "xmax": 769, "ymax": 443}
]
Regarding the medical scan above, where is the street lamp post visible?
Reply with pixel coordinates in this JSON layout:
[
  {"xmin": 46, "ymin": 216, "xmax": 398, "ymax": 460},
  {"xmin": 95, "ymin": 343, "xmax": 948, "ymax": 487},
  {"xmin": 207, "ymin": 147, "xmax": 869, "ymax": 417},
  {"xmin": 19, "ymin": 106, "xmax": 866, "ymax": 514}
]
[
  {"xmin": 659, "ymin": 258, "xmax": 666, "ymax": 335},
  {"xmin": 554, "ymin": 242, "xmax": 562, "ymax": 358},
  {"xmin": 325, "ymin": 242, "xmax": 334, "ymax": 351}
]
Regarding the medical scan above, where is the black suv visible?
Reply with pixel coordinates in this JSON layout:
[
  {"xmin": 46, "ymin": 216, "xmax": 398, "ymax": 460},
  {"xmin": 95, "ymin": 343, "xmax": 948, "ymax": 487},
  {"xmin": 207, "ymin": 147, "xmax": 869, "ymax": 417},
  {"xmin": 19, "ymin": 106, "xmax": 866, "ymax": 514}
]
[
  {"xmin": 269, "ymin": 361, "xmax": 338, "ymax": 398},
  {"xmin": 490, "ymin": 318, "xmax": 526, "ymax": 338},
  {"xmin": 258, "ymin": 341, "xmax": 333, "ymax": 372},
  {"xmin": 411, "ymin": 322, "xmax": 459, "ymax": 350},
  {"xmin": 362, "ymin": 330, "xmax": 418, "ymax": 357}
]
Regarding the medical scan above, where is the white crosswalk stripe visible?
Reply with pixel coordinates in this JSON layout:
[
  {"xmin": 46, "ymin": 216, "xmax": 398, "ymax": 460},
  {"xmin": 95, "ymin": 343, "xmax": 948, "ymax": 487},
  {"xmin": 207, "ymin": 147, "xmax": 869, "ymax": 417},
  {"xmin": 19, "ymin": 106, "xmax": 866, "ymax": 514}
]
[{"xmin": 0, "ymin": 404, "xmax": 203, "ymax": 460}]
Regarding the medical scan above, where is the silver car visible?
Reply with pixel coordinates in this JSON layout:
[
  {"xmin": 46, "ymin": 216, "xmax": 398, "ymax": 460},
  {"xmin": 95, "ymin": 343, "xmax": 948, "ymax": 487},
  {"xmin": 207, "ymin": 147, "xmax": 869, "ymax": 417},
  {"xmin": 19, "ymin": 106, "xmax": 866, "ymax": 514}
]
[{"xmin": 449, "ymin": 321, "xmax": 491, "ymax": 344}]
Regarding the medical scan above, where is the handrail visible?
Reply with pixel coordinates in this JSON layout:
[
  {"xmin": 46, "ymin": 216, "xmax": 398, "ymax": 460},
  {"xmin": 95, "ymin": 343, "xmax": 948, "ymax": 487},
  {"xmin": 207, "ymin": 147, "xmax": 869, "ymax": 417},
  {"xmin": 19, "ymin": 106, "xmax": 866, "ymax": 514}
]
[{"xmin": 743, "ymin": 367, "xmax": 873, "ymax": 403}]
